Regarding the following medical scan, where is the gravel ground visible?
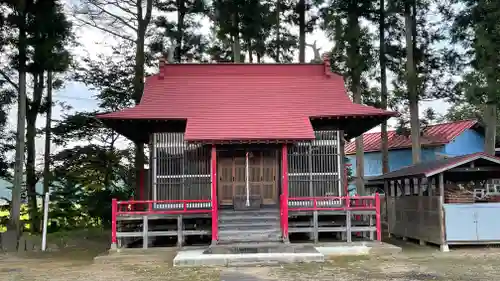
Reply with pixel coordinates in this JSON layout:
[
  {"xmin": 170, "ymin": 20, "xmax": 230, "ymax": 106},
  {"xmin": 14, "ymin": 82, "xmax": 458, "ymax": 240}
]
[{"xmin": 0, "ymin": 245, "xmax": 499, "ymax": 281}]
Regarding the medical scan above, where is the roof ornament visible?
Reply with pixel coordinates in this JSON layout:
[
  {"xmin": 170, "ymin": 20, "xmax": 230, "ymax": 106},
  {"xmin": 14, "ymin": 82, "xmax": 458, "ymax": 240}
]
[
  {"xmin": 322, "ymin": 52, "xmax": 332, "ymax": 77},
  {"xmin": 158, "ymin": 57, "xmax": 166, "ymax": 79}
]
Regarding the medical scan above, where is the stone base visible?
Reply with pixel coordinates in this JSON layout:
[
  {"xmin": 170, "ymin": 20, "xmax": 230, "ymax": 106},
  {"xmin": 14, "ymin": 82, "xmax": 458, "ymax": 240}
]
[
  {"xmin": 1, "ymin": 230, "xmax": 19, "ymax": 252},
  {"xmin": 440, "ymin": 244, "xmax": 450, "ymax": 252},
  {"xmin": 174, "ymin": 244, "xmax": 323, "ymax": 267}
]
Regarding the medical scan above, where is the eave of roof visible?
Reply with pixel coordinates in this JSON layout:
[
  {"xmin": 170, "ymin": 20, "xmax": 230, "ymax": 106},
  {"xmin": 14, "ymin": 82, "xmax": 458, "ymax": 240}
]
[{"xmin": 369, "ymin": 152, "xmax": 500, "ymax": 181}]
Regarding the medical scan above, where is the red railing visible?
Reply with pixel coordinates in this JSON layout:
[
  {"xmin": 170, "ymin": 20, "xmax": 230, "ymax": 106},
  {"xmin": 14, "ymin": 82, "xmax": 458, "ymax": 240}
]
[
  {"xmin": 110, "ymin": 199, "xmax": 212, "ymax": 245},
  {"xmin": 286, "ymin": 194, "xmax": 382, "ymax": 242}
]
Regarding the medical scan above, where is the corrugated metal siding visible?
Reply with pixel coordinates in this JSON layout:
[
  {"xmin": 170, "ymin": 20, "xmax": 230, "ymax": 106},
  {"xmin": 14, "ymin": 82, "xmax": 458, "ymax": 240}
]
[
  {"xmin": 152, "ymin": 133, "xmax": 211, "ymax": 203},
  {"xmin": 287, "ymin": 130, "xmax": 342, "ymax": 197},
  {"xmin": 345, "ymin": 120, "xmax": 478, "ymax": 154}
]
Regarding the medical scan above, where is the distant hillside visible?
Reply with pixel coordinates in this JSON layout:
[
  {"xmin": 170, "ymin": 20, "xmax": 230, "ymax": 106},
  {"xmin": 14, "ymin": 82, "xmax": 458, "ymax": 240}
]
[{"xmin": 0, "ymin": 179, "xmax": 44, "ymax": 205}]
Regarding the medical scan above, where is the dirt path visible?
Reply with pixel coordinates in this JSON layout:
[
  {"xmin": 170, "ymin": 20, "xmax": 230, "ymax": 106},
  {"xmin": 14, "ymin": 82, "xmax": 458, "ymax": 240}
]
[{"xmin": 0, "ymin": 246, "xmax": 499, "ymax": 280}]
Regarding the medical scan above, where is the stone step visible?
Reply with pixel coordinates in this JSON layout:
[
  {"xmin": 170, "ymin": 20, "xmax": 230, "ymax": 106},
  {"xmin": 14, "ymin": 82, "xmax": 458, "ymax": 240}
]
[
  {"xmin": 218, "ymin": 229, "xmax": 282, "ymax": 243},
  {"xmin": 173, "ymin": 244, "xmax": 325, "ymax": 267},
  {"xmin": 219, "ymin": 221, "xmax": 280, "ymax": 231},
  {"xmin": 219, "ymin": 213, "xmax": 280, "ymax": 221},
  {"xmin": 218, "ymin": 217, "xmax": 280, "ymax": 226},
  {"xmin": 219, "ymin": 209, "xmax": 280, "ymax": 218},
  {"xmin": 210, "ymin": 241, "xmax": 285, "ymax": 249}
]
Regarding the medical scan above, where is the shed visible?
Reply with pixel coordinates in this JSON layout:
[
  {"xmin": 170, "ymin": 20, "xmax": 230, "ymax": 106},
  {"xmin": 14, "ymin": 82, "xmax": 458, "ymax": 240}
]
[{"xmin": 370, "ymin": 152, "xmax": 500, "ymax": 251}]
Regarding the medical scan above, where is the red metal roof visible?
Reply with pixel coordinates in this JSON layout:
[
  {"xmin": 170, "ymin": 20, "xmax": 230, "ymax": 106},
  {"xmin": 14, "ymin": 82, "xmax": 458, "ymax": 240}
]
[
  {"xmin": 345, "ymin": 120, "xmax": 480, "ymax": 155},
  {"xmin": 98, "ymin": 62, "xmax": 396, "ymax": 142}
]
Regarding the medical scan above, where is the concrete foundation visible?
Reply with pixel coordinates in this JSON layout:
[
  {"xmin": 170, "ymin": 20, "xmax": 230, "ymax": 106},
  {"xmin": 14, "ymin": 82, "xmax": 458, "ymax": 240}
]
[
  {"xmin": 95, "ymin": 241, "xmax": 402, "ymax": 267},
  {"xmin": 172, "ymin": 242, "xmax": 401, "ymax": 267},
  {"xmin": 173, "ymin": 248, "xmax": 324, "ymax": 267}
]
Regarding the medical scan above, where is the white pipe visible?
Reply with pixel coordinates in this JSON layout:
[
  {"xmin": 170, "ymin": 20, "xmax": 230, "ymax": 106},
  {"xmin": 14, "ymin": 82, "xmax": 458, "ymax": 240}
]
[
  {"xmin": 245, "ymin": 151, "xmax": 250, "ymax": 207},
  {"xmin": 41, "ymin": 192, "xmax": 50, "ymax": 251}
]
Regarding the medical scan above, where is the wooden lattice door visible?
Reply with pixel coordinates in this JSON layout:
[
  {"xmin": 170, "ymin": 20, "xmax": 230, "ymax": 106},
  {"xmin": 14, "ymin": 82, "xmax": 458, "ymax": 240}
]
[
  {"xmin": 249, "ymin": 150, "xmax": 278, "ymax": 205},
  {"xmin": 217, "ymin": 149, "xmax": 278, "ymax": 206},
  {"xmin": 217, "ymin": 156, "xmax": 233, "ymax": 205},
  {"xmin": 217, "ymin": 151, "xmax": 247, "ymax": 206}
]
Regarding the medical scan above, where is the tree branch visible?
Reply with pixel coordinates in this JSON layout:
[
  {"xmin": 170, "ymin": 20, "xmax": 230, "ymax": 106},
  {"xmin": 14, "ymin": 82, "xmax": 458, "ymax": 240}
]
[
  {"xmin": 0, "ymin": 69, "xmax": 19, "ymax": 91},
  {"xmin": 73, "ymin": 16, "xmax": 135, "ymax": 42},
  {"xmin": 107, "ymin": 0, "xmax": 138, "ymax": 20},
  {"xmin": 85, "ymin": 0, "xmax": 138, "ymax": 32},
  {"xmin": 143, "ymin": 0, "xmax": 153, "ymax": 24}
]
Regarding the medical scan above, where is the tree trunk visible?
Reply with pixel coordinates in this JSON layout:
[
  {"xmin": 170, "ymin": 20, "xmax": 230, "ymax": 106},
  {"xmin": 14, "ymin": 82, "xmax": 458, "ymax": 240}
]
[
  {"xmin": 43, "ymin": 71, "xmax": 52, "ymax": 195},
  {"xmin": 405, "ymin": 2, "xmax": 420, "ymax": 164},
  {"xmin": 232, "ymin": 12, "xmax": 241, "ymax": 62},
  {"xmin": 26, "ymin": 111, "xmax": 38, "ymax": 233},
  {"xmin": 347, "ymin": 11, "xmax": 365, "ymax": 195},
  {"xmin": 276, "ymin": 0, "xmax": 280, "ymax": 63},
  {"xmin": 176, "ymin": 1, "xmax": 185, "ymax": 63},
  {"xmin": 131, "ymin": 0, "xmax": 152, "ymax": 195},
  {"xmin": 484, "ymin": 101, "xmax": 497, "ymax": 155},
  {"xmin": 298, "ymin": 0, "xmax": 305, "ymax": 63},
  {"xmin": 133, "ymin": 22, "xmax": 147, "ymax": 195},
  {"xmin": 26, "ymin": 73, "xmax": 44, "ymax": 233},
  {"xmin": 380, "ymin": 0, "xmax": 389, "ymax": 174},
  {"xmin": 134, "ymin": 140, "xmax": 145, "ymax": 198},
  {"xmin": 10, "ymin": 0, "xmax": 27, "ymax": 242},
  {"xmin": 248, "ymin": 41, "xmax": 253, "ymax": 63}
]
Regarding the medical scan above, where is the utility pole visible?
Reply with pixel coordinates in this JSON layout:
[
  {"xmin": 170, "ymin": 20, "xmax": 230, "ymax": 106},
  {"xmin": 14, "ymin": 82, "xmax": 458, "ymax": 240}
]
[{"xmin": 10, "ymin": 0, "xmax": 27, "ymax": 242}]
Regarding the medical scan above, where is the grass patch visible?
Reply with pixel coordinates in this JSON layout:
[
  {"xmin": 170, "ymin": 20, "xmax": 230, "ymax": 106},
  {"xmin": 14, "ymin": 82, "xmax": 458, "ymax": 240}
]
[
  {"xmin": 123, "ymin": 264, "xmax": 221, "ymax": 281},
  {"xmin": 17, "ymin": 227, "xmax": 110, "ymax": 261},
  {"xmin": 326, "ymin": 254, "xmax": 370, "ymax": 265}
]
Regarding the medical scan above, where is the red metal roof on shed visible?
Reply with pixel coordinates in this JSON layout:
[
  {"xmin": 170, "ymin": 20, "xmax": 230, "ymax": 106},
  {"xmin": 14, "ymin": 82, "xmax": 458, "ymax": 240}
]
[
  {"xmin": 344, "ymin": 120, "xmax": 480, "ymax": 155},
  {"xmin": 98, "ymin": 63, "xmax": 396, "ymax": 141},
  {"xmin": 371, "ymin": 152, "xmax": 500, "ymax": 180}
]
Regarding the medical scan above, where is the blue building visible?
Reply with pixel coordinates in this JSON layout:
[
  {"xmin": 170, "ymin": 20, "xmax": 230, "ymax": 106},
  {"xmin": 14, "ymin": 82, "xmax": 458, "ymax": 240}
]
[{"xmin": 345, "ymin": 120, "xmax": 485, "ymax": 193}]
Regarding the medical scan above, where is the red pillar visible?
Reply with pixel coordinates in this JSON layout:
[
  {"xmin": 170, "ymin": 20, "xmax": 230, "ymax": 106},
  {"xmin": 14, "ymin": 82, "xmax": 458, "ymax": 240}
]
[
  {"xmin": 211, "ymin": 144, "xmax": 218, "ymax": 244},
  {"xmin": 375, "ymin": 193, "xmax": 382, "ymax": 242},
  {"xmin": 281, "ymin": 144, "xmax": 289, "ymax": 240},
  {"xmin": 111, "ymin": 198, "xmax": 117, "ymax": 247}
]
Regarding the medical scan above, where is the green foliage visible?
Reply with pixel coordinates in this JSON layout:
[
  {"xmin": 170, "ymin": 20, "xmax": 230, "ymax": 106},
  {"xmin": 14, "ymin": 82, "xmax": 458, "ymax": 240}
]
[
  {"xmin": 442, "ymin": 103, "xmax": 500, "ymax": 140},
  {"xmin": 151, "ymin": 0, "xmax": 208, "ymax": 62},
  {"xmin": 394, "ymin": 106, "xmax": 440, "ymax": 136},
  {"xmin": 320, "ymin": 0, "xmax": 376, "ymax": 103},
  {"xmin": 449, "ymin": 0, "xmax": 500, "ymax": 106},
  {"xmin": 47, "ymin": 173, "xmax": 131, "ymax": 231},
  {"xmin": 208, "ymin": 0, "xmax": 298, "ymax": 62},
  {"xmin": 386, "ymin": 0, "xmax": 452, "ymax": 104},
  {"xmin": 344, "ymin": 156, "xmax": 353, "ymax": 181},
  {"xmin": 47, "ymin": 41, "xmax": 139, "ymax": 230}
]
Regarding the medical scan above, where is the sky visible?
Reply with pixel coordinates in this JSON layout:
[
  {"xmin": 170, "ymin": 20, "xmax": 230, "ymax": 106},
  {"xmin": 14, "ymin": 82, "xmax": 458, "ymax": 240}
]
[{"xmin": 5, "ymin": 2, "xmax": 451, "ymax": 164}]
